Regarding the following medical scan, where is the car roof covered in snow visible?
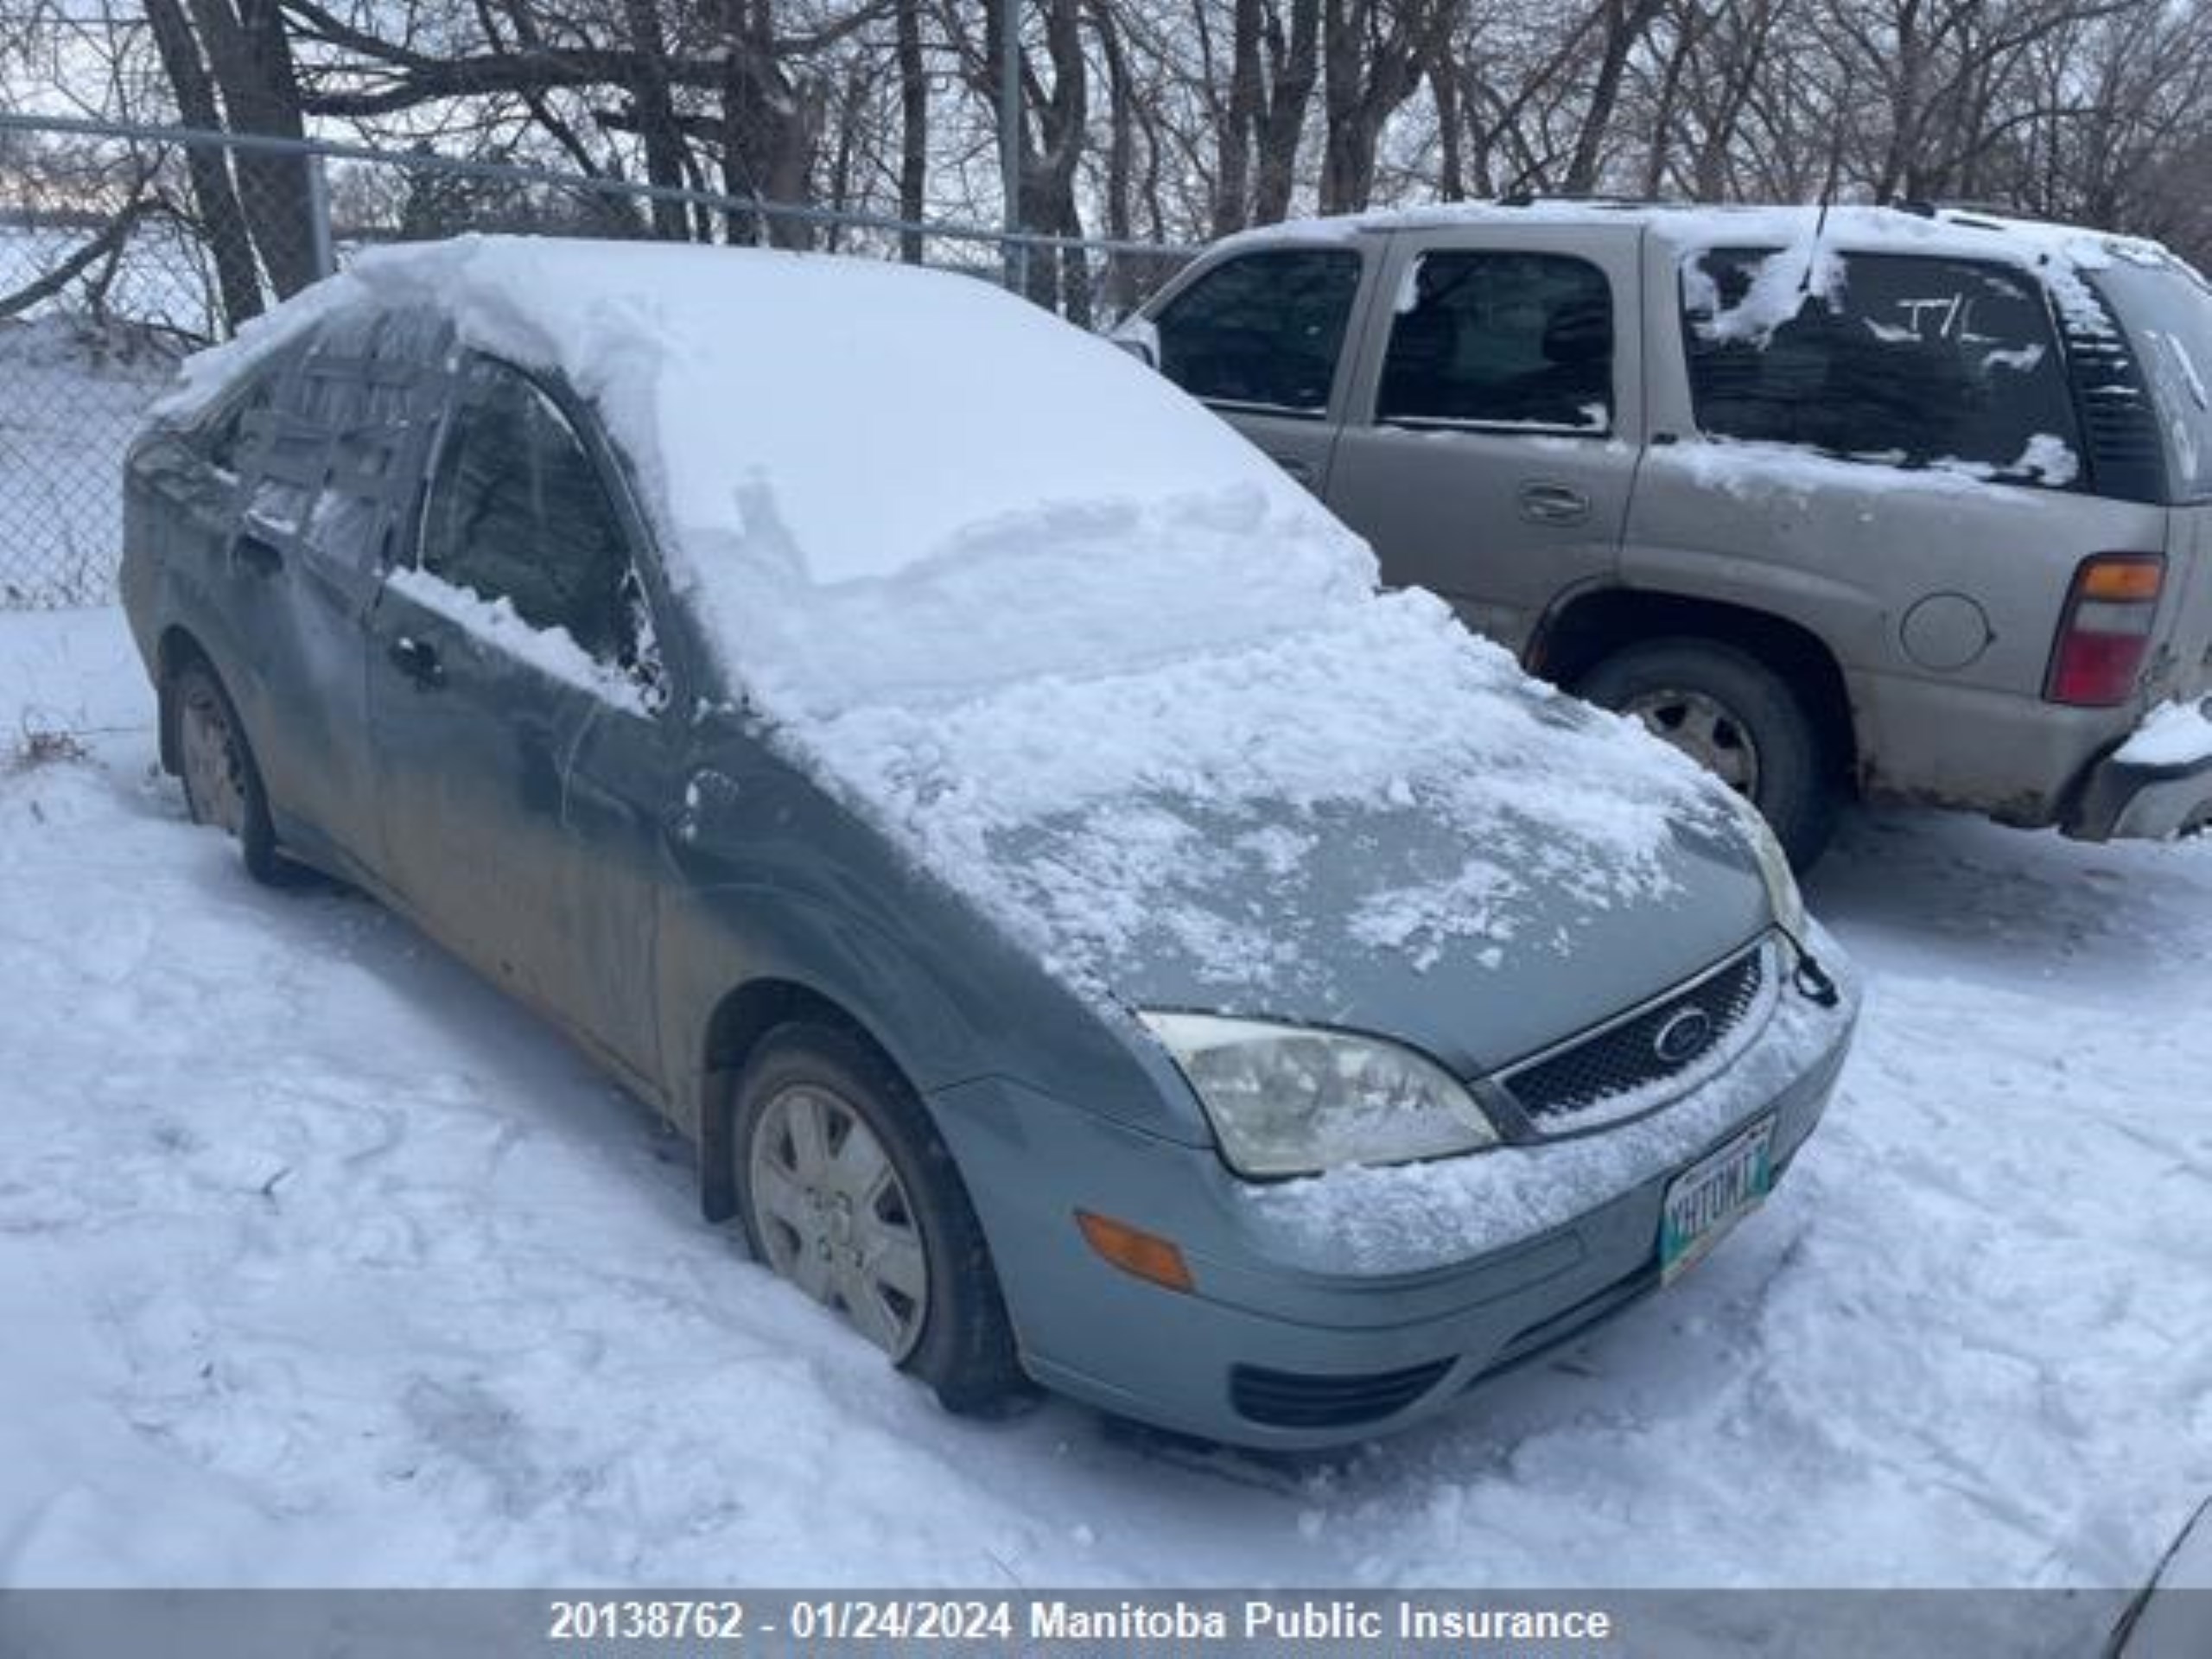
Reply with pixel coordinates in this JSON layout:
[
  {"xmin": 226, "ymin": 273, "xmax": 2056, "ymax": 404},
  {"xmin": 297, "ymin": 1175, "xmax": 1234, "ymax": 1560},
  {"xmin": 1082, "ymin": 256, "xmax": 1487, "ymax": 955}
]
[{"xmin": 161, "ymin": 236, "xmax": 1342, "ymax": 594}]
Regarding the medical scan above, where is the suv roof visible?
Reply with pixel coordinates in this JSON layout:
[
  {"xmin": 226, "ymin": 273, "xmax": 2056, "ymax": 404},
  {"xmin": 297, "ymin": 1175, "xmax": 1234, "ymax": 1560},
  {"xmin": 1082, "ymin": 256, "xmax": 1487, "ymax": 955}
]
[{"xmin": 1213, "ymin": 199, "xmax": 2194, "ymax": 281}]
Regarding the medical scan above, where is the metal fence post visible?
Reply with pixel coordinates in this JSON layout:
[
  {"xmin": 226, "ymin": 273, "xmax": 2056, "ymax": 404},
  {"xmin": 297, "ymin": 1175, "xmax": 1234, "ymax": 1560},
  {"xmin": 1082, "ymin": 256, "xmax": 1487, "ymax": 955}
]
[
  {"xmin": 304, "ymin": 149, "xmax": 335, "ymax": 281},
  {"xmin": 999, "ymin": 0, "xmax": 1022, "ymax": 294}
]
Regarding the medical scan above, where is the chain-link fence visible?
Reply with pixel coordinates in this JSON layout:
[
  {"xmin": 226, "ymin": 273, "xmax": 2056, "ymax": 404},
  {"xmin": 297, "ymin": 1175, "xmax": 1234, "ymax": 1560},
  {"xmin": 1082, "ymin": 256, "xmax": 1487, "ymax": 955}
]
[{"xmin": 0, "ymin": 114, "xmax": 1196, "ymax": 609}]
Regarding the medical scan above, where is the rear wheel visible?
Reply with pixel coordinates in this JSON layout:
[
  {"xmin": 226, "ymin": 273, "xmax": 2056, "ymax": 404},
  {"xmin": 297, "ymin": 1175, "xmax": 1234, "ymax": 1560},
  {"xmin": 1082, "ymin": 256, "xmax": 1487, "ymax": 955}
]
[
  {"xmin": 732, "ymin": 1021, "xmax": 1028, "ymax": 1415},
  {"xmin": 1577, "ymin": 638, "xmax": 1840, "ymax": 870},
  {"xmin": 171, "ymin": 658, "xmax": 285, "ymax": 886}
]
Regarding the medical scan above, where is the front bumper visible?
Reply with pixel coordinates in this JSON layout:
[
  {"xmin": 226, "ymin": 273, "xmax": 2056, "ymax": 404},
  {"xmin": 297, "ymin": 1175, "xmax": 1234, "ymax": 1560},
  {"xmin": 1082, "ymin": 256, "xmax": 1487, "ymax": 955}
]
[{"xmin": 928, "ymin": 949, "xmax": 1858, "ymax": 1450}]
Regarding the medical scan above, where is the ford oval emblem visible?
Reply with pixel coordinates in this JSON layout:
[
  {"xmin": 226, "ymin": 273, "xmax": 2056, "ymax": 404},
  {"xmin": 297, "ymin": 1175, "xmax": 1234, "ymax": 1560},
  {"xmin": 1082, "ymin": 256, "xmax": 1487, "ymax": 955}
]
[{"xmin": 1653, "ymin": 1007, "xmax": 1714, "ymax": 1066}]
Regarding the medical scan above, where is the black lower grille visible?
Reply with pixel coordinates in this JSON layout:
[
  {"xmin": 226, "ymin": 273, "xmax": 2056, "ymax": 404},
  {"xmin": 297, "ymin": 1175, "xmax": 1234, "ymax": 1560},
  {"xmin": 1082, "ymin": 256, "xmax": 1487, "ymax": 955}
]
[
  {"xmin": 1230, "ymin": 1358, "xmax": 1452, "ymax": 1428},
  {"xmin": 1503, "ymin": 947, "xmax": 1765, "ymax": 1122}
]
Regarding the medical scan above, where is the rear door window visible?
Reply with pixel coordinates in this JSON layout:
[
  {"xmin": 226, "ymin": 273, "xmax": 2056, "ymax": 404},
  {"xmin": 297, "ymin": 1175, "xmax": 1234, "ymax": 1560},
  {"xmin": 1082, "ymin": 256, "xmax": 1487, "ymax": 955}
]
[
  {"xmin": 1682, "ymin": 250, "xmax": 2084, "ymax": 487},
  {"xmin": 231, "ymin": 311, "xmax": 446, "ymax": 572},
  {"xmin": 1377, "ymin": 251, "xmax": 1613, "ymax": 432},
  {"xmin": 1155, "ymin": 249, "xmax": 1363, "ymax": 417},
  {"xmin": 418, "ymin": 358, "xmax": 649, "ymax": 676}
]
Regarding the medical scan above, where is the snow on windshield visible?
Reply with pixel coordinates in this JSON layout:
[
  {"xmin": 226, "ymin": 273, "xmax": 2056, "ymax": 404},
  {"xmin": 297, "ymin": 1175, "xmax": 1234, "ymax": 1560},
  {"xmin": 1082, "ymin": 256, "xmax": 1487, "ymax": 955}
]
[{"xmin": 162, "ymin": 237, "xmax": 1731, "ymax": 998}]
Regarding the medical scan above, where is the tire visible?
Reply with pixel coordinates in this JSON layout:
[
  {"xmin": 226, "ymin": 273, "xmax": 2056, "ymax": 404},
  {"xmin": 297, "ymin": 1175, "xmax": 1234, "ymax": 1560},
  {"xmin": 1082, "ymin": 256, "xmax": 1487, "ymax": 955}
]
[
  {"xmin": 732, "ymin": 1020, "xmax": 1028, "ymax": 1416},
  {"xmin": 1575, "ymin": 637, "xmax": 1841, "ymax": 870},
  {"xmin": 169, "ymin": 657, "xmax": 286, "ymax": 886}
]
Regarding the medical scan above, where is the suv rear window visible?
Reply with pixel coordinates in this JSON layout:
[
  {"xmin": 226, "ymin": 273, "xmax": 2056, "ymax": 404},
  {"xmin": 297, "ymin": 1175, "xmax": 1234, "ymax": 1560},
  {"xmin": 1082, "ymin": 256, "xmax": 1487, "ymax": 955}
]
[
  {"xmin": 1156, "ymin": 249, "xmax": 1362, "ymax": 416},
  {"xmin": 2092, "ymin": 259, "xmax": 2212, "ymax": 503},
  {"xmin": 1378, "ymin": 251, "xmax": 1612, "ymax": 432},
  {"xmin": 1682, "ymin": 249, "xmax": 2084, "ymax": 487}
]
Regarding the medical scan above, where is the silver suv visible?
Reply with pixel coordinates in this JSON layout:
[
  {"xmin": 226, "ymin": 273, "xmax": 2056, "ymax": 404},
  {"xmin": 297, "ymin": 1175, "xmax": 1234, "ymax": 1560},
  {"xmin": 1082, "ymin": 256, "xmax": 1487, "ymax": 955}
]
[{"xmin": 1125, "ymin": 204, "xmax": 2212, "ymax": 866}]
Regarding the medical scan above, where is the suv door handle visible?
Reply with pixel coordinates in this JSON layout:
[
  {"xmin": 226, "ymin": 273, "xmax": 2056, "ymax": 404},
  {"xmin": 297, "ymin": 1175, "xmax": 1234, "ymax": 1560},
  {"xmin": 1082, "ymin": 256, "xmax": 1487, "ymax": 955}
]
[
  {"xmin": 388, "ymin": 634, "xmax": 445, "ymax": 689},
  {"xmin": 231, "ymin": 531, "xmax": 285, "ymax": 576},
  {"xmin": 1517, "ymin": 481, "xmax": 1592, "ymax": 525},
  {"xmin": 1269, "ymin": 453, "xmax": 1318, "ymax": 486}
]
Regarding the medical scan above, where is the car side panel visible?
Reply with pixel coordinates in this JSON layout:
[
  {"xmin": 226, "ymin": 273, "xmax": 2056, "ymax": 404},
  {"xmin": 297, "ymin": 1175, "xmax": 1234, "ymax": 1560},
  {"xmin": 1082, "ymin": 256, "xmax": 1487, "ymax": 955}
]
[
  {"xmin": 362, "ymin": 579, "xmax": 668, "ymax": 1087},
  {"xmin": 652, "ymin": 742, "xmax": 1211, "ymax": 1153},
  {"xmin": 123, "ymin": 398, "xmax": 388, "ymax": 882}
]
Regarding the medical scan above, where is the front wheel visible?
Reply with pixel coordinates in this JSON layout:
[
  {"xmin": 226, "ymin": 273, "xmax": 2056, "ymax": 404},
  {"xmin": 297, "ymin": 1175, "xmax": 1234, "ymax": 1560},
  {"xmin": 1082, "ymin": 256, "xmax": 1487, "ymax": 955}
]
[
  {"xmin": 732, "ymin": 1021, "xmax": 1028, "ymax": 1415},
  {"xmin": 1576, "ymin": 638, "xmax": 1841, "ymax": 870}
]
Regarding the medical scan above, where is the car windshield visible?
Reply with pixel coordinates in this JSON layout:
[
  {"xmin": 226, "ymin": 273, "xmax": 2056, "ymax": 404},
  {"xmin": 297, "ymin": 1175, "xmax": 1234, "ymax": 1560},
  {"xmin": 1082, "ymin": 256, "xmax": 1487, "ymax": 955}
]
[{"xmin": 2094, "ymin": 258, "xmax": 2212, "ymax": 504}]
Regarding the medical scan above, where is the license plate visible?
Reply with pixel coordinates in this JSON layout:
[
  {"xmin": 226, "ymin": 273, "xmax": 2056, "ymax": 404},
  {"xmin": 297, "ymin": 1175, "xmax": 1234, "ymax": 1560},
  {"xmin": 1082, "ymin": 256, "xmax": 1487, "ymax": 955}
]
[{"xmin": 1659, "ymin": 1117, "xmax": 1776, "ymax": 1282}]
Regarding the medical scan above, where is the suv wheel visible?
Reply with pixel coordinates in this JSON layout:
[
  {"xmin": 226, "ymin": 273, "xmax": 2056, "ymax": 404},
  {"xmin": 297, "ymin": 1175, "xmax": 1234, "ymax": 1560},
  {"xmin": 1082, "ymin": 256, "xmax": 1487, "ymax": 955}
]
[
  {"xmin": 732, "ymin": 1021, "xmax": 1029, "ymax": 1416},
  {"xmin": 1577, "ymin": 638, "xmax": 1840, "ymax": 870}
]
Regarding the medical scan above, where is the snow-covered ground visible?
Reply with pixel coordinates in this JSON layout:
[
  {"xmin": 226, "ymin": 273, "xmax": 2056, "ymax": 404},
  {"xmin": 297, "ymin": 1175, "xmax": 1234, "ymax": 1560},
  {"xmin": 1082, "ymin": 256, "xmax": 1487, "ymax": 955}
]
[{"xmin": 1, "ymin": 606, "xmax": 2207, "ymax": 1616}]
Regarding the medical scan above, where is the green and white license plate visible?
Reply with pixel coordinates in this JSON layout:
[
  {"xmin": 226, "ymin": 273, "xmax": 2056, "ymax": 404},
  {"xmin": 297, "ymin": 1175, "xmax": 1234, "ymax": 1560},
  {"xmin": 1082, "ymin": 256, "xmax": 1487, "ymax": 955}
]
[{"xmin": 1659, "ymin": 1116, "xmax": 1776, "ymax": 1283}]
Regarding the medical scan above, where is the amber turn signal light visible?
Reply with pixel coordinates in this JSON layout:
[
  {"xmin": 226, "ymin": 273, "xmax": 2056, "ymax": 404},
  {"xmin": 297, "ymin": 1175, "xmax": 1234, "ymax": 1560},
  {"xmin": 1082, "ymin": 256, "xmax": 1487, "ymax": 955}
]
[
  {"xmin": 2077, "ymin": 556, "xmax": 2165, "ymax": 602},
  {"xmin": 1076, "ymin": 1210, "xmax": 1194, "ymax": 1294}
]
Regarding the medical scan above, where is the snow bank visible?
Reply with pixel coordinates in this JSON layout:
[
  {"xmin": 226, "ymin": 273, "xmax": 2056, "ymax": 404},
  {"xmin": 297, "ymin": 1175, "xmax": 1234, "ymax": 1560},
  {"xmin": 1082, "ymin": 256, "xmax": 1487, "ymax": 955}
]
[{"xmin": 158, "ymin": 237, "xmax": 1728, "ymax": 997}]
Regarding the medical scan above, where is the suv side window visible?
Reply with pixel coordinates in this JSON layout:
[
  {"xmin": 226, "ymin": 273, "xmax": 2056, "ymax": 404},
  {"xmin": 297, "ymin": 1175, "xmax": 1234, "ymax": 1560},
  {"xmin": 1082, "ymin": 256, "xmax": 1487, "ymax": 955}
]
[
  {"xmin": 1377, "ymin": 251, "xmax": 1614, "ymax": 432},
  {"xmin": 1683, "ymin": 249, "xmax": 2085, "ymax": 486},
  {"xmin": 1155, "ymin": 250, "xmax": 1363, "ymax": 416},
  {"xmin": 419, "ymin": 359, "xmax": 642, "ymax": 671}
]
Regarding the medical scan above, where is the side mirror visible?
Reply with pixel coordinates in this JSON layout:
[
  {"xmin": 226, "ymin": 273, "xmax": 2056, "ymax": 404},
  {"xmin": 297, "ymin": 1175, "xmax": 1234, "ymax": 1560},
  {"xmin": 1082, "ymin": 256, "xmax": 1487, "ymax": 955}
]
[{"xmin": 1109, "ymin": 316, "xmax": 1161, "ymax": 371}]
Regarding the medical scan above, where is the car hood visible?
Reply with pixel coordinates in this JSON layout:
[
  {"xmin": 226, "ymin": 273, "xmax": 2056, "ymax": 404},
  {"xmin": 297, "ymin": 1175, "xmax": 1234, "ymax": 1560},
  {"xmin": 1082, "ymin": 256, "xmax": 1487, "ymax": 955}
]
[
  {"xmin": 760, "ymin": 587, "xmax": 1768, "ymax": 1076},
  {"xmin": 984, "ymin": 783, "xmax": 1770, "ymax": 1076}
]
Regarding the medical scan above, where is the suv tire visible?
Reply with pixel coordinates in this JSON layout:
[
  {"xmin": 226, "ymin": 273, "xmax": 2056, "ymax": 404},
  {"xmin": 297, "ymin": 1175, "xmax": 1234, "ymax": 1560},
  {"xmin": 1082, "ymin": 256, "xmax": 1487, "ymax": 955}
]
[{"xmin": 1577, "ymin": 638, "xmax": 1840, "ymax": 870}]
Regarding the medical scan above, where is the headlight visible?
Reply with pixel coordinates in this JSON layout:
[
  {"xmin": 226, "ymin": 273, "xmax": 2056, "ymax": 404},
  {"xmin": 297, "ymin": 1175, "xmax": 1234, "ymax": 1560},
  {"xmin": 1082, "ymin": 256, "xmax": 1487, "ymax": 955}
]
[
  {"xmin": 1737, "ymin": 801, "xmax": 1806, "ymax": 937},
  {"xmin": 1137, "ymin": 1011, "xmax": 1498, "ymax": 1179}
]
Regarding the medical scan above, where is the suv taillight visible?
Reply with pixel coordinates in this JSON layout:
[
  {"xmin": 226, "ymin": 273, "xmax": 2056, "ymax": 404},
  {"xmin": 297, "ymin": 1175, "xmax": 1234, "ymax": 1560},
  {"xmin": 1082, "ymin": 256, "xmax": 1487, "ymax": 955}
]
[{"xmin": 2045, "ymin": 554, "xmax": 2164, "ymax": 707}]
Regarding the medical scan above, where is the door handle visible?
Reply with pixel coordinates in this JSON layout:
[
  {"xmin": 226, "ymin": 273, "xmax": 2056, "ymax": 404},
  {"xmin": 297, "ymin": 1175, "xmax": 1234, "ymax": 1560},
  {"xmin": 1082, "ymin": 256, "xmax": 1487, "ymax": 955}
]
[
  {"xmin": 1269, "ymin": 453, "xmax": 1319, "ymax": 486},
  {"xmin": 388, "ymin": 633, "xmax": 444, "ymax": 689},
  {"xmin": 1517, "ymin": 481, "xmax": 1592, "ymax": 525},
  {"xmin": 231, "ymin": 531, "xmax": 284, "ymax": 576}
]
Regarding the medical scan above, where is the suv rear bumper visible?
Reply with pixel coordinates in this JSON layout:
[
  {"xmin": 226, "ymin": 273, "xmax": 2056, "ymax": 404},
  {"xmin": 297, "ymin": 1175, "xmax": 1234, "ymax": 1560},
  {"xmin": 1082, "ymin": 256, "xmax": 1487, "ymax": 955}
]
[
  {"xmin": 2065, "ymin": 751, "xmax": 2212, "ymax": 840},
  {"xmin": 2064, "ymin": 705, "xmax": 2212, "ymax": 840}
]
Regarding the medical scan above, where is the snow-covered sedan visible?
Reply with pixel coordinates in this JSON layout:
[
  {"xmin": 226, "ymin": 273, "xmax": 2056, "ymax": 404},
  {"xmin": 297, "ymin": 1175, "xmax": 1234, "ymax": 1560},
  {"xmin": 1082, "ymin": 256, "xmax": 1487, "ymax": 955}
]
[{"xmin": 120, "ymin": 238, "xmax": 1858, "ymax": 1447}]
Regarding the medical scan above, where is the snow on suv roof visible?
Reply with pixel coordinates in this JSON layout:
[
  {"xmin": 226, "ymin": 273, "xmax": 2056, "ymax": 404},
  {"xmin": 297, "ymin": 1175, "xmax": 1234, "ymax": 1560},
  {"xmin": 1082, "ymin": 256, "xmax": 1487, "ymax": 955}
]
[{"xmin": 1218, "ymin": 198, "xmax": 2188, "ymax": 276}]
